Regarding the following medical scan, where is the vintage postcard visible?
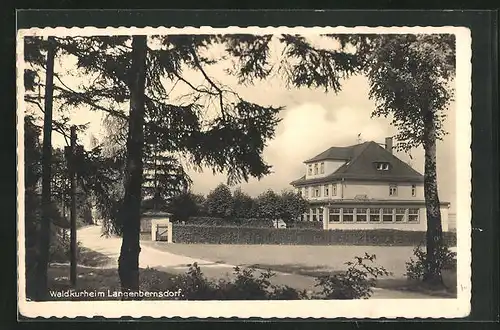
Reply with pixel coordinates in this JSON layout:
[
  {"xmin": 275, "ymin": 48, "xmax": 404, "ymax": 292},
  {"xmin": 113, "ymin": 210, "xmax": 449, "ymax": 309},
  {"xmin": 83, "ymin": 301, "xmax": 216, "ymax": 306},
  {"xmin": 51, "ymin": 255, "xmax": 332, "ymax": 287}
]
[{"xmin": 17, "ymin": 25, "xmax": 471, "ymax": 319}]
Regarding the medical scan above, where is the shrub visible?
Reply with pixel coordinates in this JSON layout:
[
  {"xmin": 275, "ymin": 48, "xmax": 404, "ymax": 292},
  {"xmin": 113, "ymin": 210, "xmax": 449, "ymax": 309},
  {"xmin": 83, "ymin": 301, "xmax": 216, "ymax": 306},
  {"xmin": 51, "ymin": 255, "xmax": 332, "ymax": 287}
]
[
  {"xmin": 405, "ymin": 243, "xmax": 457, "ymax": 281},
  {"xmin": 173, "ymin": 224, "xmax": 457, "ymax": 246},
  {"xmin": 314, "ymin": 253, "xmax": 391, "ymax": 299},
  {"xmin": 172, "ymin": 263, "xmax": 304, "ymax": 300}
]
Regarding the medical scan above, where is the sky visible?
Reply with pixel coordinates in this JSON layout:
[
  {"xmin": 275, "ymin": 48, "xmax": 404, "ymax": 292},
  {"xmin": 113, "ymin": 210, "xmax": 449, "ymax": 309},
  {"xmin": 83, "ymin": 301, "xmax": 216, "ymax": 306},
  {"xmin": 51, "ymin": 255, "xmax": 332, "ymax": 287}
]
[{"xmin": 34, "ymin": 35, "xmax": 457, "ymax": 213}]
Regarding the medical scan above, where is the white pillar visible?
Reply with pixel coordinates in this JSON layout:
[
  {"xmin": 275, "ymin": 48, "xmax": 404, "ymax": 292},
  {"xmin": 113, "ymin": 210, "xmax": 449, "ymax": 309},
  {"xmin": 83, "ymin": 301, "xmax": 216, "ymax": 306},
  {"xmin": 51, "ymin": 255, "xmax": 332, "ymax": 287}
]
[
  {"xmin": 150, "ymin": 217, "xmax": 172, "ymax": 243},
  {"xmin": 323, "ymin": 207, "xmax": 328, "ymax": 230}
]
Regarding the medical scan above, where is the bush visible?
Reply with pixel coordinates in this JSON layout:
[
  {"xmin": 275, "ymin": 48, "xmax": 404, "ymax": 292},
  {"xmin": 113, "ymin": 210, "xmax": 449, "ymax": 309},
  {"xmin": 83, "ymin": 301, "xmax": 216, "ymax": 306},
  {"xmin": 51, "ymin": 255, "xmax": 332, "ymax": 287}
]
[
  {"xmin": 173, "ymin": 224, "xmax": 457, "ymax": 246},
  {"xmin": 405, "ymin": 243, "xmax": 457, "ymax": 281},
  {"xmin": 171, "ymin": 263, "xmax": 305, "ymax": 300},
  {"xmin": 143, "ymin": 254, "xmax": 385, "ymax": 300},
  {"xmin": 314, "ymin": 253, "xmax": 391, "ymax": 299}
]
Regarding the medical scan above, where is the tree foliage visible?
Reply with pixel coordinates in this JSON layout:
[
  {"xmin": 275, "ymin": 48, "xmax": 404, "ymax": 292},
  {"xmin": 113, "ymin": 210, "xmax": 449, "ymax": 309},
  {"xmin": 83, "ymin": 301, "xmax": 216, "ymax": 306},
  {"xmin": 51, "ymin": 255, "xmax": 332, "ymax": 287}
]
[
  {"xmin": 279, "ymin": 190, "xmax": 308, "ymax": 222},
  {"xmin": 231, "ymin": 188, "xmax": 256, "ymax": 219},
  {"xmin": 256, "ymin": 189, "xmax": 282, "ymax": 220},
  {"xmin": 206, "ymin": 184, "xmax": 233, "ymax": 218},
  {"xmin": 339, "ymin": 34, "xmax": 456, "ymax": 285}
]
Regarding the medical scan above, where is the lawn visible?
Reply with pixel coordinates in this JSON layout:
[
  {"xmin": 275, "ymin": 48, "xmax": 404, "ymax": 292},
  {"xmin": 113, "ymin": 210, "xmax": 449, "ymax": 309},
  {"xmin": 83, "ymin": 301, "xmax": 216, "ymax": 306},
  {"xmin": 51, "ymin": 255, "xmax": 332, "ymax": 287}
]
[
  {"xmin": 142, "ymin": 242, "xmax": 418, "ymax": 277},
  {"xmin": 26, "ymin": 247, "xmax": 181, "ymax": 301},
  {"xmin": 142, "ymin": 242, "xmax": 457, "ymax": 298}
]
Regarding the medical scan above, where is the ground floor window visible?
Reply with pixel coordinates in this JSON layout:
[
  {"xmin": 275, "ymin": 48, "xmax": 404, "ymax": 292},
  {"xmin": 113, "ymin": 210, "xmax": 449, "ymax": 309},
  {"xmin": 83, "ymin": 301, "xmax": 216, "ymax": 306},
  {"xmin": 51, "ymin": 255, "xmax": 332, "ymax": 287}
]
[
  {"xmin": 343, "ymin": 208, "xmax": 354, "ymax": 222},
  {"xmin": 382, "ymin": 208, "xmax": 394, "ymax": 222},
  {"xmin": 324, "ymin": 206, "xmax": 421, "ymax": 224},
  {"xmin": 369, "ymin": 208, "xmax": 381, "ymax": 222},
  {"xmin": 408, "ymin": 208, "xmax": 419, "ymax": 222},
  {"xmin": 329, "ymin": 208, "xmax": 341, "ymax": 222},
  {"xmin": 312, "ymin": 208, "xmax": 318, "ymax": 221},
  {"xmin": 395, "ymin": 208, "xmax": 406, "ymax": 222},
  {"xmin": 356, "ymin": 208, "xmax": 368, "ymax": 222}
]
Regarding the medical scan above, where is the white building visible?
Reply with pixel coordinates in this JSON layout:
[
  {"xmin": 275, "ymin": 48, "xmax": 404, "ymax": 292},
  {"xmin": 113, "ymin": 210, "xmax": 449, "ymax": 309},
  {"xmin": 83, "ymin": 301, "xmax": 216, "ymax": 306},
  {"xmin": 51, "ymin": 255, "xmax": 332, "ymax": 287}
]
[{"xmin": 290, "ymin": 138, "xmax": 450, "ymax": 231}]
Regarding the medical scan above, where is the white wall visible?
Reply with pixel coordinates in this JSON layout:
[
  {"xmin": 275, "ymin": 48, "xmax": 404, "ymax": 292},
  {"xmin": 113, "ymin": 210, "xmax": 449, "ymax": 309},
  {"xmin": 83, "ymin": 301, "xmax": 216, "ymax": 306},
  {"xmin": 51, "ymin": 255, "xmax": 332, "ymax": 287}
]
[
  {"xmin": 301, "ymin": 181, "xmax": 424, "ymax": 201},
  {"xmin": 302, "ymin": 183, "xmax": 342, "ymax": 200},
  {"xmin": 343, "ymin": 181, "xmax": 424, "ymax": 200},
  {"xmin": 305, "ymin": 160, "xmax": 346, "ymax": 179}
]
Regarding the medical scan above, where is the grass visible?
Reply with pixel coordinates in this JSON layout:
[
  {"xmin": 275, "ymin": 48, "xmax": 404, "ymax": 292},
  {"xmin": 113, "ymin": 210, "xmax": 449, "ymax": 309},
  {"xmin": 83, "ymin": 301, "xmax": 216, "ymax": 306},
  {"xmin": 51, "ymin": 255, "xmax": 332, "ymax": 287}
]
[
  {"xmin": 26, "ymin": 247, "xmax": 181, "ymax": 301},
  {"xmin": 41, "ymin": 264, "xmax": 181, "ymax": 301},
  {"xmin": 142, "ymin": 242, "xmax": 418, "ymax": 277},
  {"xmin": 143, "ymin": 242, "xmax": 457, "ymax": 298}
]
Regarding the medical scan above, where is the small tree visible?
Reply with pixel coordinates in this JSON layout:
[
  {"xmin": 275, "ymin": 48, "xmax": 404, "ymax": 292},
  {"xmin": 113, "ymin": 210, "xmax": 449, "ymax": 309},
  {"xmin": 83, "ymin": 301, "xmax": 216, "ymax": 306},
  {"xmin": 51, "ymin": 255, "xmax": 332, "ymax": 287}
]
[
  {"xmin": 206, "ymin": 184, "xmax": 233, "ymax": 218},
  {"xmin": 256, "ymin": 190, "xmax": 281, "ymax": 220},
  {"xmin": 279, "ymin": 190, "xmax": 308, "ymax": 223},
  {"xmin": 168, "ymin": 192, "xmax": 201, "ymax": 222},
  {"xmin": 232, "ymin": 188, "xmax": 256, "ymax": 219}
]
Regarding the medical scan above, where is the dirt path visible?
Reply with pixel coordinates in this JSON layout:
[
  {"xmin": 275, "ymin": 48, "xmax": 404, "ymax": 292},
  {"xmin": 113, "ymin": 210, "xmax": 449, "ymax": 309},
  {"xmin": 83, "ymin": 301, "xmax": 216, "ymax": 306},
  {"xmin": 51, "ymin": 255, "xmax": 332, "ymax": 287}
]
[{"xmin": 77, "ymin": 226, "xmax": 438, "ymax": 299}]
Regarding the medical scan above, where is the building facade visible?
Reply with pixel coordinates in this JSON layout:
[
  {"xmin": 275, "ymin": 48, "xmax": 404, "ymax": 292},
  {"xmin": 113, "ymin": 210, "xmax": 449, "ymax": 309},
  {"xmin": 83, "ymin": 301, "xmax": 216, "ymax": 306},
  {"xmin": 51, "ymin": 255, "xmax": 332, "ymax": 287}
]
[{"xmin": 290, "ymin": 138, "xmax": 450, "ymax": 231}]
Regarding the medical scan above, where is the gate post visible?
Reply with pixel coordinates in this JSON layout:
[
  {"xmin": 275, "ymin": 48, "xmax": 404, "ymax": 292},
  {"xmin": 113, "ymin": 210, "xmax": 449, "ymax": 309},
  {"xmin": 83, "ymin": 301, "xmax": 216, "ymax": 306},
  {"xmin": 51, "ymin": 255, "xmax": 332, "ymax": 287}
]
[{"xmin": 142, "ymin": 211, "xmax": 172, "ymax": 243}]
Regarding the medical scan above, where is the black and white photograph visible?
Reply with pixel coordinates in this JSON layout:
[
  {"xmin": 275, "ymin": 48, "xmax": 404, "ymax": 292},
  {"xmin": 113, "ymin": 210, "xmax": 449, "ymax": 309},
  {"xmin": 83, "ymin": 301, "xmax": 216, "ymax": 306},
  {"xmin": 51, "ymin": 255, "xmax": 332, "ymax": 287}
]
[{"xmin": 17, "ymin": 26, "xmax": 471, "ymax": 318}]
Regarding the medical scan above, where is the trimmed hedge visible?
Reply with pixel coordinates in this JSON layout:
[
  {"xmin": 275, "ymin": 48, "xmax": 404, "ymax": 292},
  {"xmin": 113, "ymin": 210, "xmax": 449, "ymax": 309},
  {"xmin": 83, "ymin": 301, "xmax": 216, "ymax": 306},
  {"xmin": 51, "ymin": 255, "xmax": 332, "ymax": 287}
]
[
  {"xmin": 172, "ymin": 224, "xmax": 457, "ymax": 246},
  {"xmin": 287, "ymin": 221, "xmax": 323, "ymax": 229},
  {"xmin": 185, "ymin": 216, "xmax": 274, "ymax": 228}
]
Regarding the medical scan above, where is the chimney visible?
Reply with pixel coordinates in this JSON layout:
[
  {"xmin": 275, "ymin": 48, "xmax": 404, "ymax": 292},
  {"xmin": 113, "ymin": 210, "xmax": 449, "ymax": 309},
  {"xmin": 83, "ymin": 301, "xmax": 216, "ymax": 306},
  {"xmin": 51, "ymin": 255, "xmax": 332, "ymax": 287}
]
[{"xmin": 385, "ymin": 137, "xmax": 393, "ymax": 154}]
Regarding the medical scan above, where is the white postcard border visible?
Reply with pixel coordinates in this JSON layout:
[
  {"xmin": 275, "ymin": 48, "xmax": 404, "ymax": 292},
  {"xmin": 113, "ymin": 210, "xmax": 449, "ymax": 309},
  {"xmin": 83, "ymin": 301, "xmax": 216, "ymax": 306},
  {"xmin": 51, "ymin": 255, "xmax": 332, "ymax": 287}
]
[{"xmin": 16, "ymin": 25, "xmax": 472, "ymax": 319}]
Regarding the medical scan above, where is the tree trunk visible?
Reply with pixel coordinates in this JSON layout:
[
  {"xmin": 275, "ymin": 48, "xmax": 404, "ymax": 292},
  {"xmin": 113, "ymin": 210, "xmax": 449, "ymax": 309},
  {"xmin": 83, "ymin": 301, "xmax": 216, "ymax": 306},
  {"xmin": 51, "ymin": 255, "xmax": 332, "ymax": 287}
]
[
  {"xmin": 118, "ymin": 35, "xmax": 147, "ymax": 296},
  {"xmin": 422, "ymin": 113, "xmax": 444, "ymax": 286},
  {"xmin": 35, "ymin": 37, "xmax": 56, "ymax": 300}
]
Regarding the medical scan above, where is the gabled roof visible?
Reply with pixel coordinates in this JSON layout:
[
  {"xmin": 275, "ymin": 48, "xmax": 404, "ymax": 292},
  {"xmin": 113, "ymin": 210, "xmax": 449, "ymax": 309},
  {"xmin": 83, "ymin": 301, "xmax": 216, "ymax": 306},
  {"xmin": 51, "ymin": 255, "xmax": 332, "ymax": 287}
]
[
  {"xmin": 291, "ymin": 141, "xmax": 424, "ymax": 185},
  {"xmin": 304, "ymin": 143, "xmax": 367, "ymax": 163}
]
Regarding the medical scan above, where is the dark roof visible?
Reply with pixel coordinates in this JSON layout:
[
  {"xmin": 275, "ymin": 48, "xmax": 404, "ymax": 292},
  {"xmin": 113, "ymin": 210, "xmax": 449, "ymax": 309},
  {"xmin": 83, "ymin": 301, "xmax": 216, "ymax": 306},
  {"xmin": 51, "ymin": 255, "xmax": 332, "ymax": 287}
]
[
  {"xmin": 291, "ymin": 141, "xmax": 424, "ymax": 185},
  {"xmin": 304, "ymin": 142, "xmax": 367, "ymax": 163}
]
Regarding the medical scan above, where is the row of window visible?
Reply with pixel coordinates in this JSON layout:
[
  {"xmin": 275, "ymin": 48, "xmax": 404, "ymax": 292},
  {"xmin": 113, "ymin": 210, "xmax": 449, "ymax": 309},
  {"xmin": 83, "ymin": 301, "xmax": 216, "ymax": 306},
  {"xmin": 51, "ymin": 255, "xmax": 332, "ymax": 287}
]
[
  {"xmin": 299, "ymin": 184, "xmax": 417, "ymax": 198},
  {"xmin": 308, "ymin": 162, "xmax": 325, "ymax": 176},
  {"xmin": 301, "ymin": 184, "xmax": 338, "ymax": 198},
  {"xmin": 303, "ymin": 207, "xmax": 420, "ymax": 223}
]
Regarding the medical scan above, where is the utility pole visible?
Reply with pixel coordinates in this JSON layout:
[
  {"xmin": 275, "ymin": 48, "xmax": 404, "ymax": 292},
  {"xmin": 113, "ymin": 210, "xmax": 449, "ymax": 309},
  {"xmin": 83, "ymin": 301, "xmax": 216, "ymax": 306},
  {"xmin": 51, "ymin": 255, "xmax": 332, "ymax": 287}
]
[{"xmin": 69, "ymin": 126, "xmax": 77, "ymax": 286}]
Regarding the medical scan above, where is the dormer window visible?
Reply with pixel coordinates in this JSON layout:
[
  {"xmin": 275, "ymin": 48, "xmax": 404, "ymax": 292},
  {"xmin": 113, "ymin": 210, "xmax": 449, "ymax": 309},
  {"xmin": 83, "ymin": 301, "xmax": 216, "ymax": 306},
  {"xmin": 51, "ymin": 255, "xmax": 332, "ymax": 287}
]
[
  {"xmin": 314, "ymin": 164, "xmax": 318, "ymax": 175},
  {"xmin": 320, "ymin": 162, "xmax": 325, "ymax": 174},
  {"xmin": 376, "ymin": 162, "xmax": 390, "ymax": 171}
]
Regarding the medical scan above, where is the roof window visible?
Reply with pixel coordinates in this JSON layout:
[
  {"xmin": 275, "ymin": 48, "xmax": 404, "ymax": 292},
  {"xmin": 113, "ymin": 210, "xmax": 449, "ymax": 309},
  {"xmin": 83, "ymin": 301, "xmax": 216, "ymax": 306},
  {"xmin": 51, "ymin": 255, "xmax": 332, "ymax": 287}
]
[{"xmin": 376, "ymin": 162, "xmax": 390, "ymax": 171}]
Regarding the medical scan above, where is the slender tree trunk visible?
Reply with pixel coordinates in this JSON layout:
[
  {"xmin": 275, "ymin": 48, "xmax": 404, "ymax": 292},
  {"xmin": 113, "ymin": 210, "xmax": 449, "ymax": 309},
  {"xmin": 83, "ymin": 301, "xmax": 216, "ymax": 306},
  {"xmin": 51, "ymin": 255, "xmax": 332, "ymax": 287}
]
[
  {"xmin": 118, "ymin": 36, "xmax": 147, "ymax": 296},
  {"xmin": 422, "ymin": 113, "xmax": 444, "ymax": 286},
  {"xmin": 35, "ymin": 37, "xmax": 56, "ymax": 300}
]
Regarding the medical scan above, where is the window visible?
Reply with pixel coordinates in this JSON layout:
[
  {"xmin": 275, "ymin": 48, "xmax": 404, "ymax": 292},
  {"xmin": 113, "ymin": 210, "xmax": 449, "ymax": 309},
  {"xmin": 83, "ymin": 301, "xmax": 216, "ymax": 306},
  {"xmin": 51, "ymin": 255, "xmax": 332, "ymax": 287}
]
[
  {"xmin": 305, "ymin": 212, "xmax": 310, "ymax": 221},
  {"xmin": 312, "ymin": 208, "xmax": 318, "ymax": 221},
  {"xmin": 332, "ymin": 184, "xmax": 337, "ymax": 196},
  {"xmin": 411, "ymin": 184, "xmax": 416, "ymax": 197},
  {"xmin": 343, "ymin": 208, "xmax": 354, "ymax": 222},
  {"xmin": 320, "ymin": 162, "xmax": 325, "ymax": 174},
  {"xmin": 389, "ymin": 184, "xmax": 398, "ymax": 196},
  {"xmin": 329, "ymin": 208, "xmax": 341, "ymax": 222},
  {"xmin": 308, "ymin": 165, "xmax": 312, "ymax": 175},
  {"xmin": 376, "ymin": 162, "xmax": 390, "ymax": 171},
  {"xmin": 356, "ymin": 208, "xmax": 368, "ymax": 222},
  {"xmin": 318, "ymin": 208, "xmax": 324, "ymax": 222},
  {"xmin": 408, "ymin": 208, "xmax": 419, "ymax": 222},
  {"xmin": 314, "ymin": 164, "xmax": 318, "ymax": 175},
  {"xmin": 369, "ymin": 208, "xmax": 381, "ymax": 222},
  {"xmin": 324, "ymin": 185, "xmax": 329, "ymax": 197},
  {"xmin": 304, "ymin": 187, "xmax": 309, "ymax": 198},
  {"xmin": 395, "ymin": 208, "xmax": 407, "ymax": 222},
  {"xmin": 314, "ymin": 186, "xmax": 321, "ymax": 197},
  {"xmin": 383, "ymin": 208, "xmax": 394, "ymax": 222}
]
